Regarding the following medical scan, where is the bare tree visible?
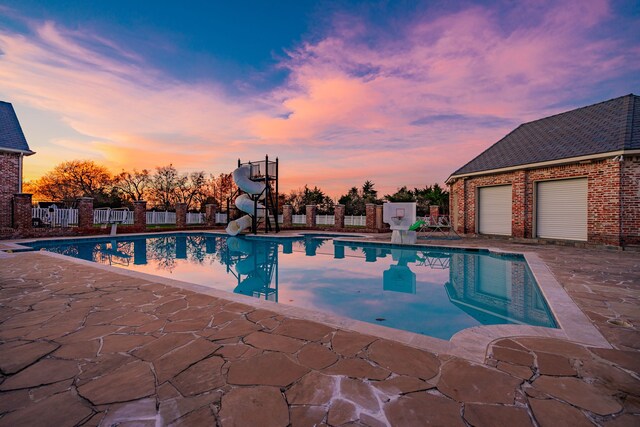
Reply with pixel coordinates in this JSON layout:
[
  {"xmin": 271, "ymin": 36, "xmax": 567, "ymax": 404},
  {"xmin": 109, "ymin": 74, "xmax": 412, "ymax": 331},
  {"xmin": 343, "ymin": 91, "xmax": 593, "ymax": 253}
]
[
  {"xmin": 149, "ymin": 164, "xmax": 180, "ymax": 210},
  {"xmin": 29, "ymin": 160, "xmax": 113, "ymax": 206},
  {"xmin": 210, "ymin": 173, "xmax": 237, "ymax": 207},
  {"xmin": 175, "ymin": 171, "xmax": 207, "ymax": 210},
  {"xmin": 113, "ymin": 169, "xmax": 151, "ymax": 202}
]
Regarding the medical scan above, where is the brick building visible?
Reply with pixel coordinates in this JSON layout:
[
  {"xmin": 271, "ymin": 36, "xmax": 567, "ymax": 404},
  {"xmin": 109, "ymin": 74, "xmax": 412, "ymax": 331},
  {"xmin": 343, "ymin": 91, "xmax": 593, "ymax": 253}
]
[
  {"xmin": 447, "ymin": 94, "xmax": 640, "ymax": 247},
  {"xmin": 0, "ymin": 101, "xmax": 35, "ymax": 228}
]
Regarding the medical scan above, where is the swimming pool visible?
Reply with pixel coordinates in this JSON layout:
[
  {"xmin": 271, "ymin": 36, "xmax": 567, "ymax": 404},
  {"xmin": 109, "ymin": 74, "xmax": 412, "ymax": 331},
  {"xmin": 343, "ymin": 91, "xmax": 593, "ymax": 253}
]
[{"xmin": 25, "ymin": 233, "xmax": 557, "ymax": 340}]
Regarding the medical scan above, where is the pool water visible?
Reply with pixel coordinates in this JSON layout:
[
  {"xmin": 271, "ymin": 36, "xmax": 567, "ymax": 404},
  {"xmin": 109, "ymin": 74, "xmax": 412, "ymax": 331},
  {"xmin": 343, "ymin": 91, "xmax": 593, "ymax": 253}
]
[{"xmin": 26, "ymin": 233, "xmax": 557, "ymax": 340}]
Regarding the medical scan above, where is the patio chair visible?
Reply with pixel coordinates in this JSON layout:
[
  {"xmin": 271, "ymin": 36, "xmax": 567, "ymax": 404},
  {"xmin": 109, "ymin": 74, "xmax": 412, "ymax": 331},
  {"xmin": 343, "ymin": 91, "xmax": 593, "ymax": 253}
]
[
  {"xmin": 417, "ymin": 215, "xmax": 460, "ymax": 239},
  {"xmin": 415, "ymin": 216, "xmax": 434, "ymax": 233}
]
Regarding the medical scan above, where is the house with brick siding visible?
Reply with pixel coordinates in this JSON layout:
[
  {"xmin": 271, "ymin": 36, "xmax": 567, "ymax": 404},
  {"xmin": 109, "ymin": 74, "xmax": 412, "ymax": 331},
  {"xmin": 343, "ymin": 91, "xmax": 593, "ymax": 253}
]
[
  {"xmin": 0, "ymin": 101, "xmax": 35, "ymax": 229},
  {"xmin": 447, "ymin": 94, "xmax": 640, "ymax": 247}
]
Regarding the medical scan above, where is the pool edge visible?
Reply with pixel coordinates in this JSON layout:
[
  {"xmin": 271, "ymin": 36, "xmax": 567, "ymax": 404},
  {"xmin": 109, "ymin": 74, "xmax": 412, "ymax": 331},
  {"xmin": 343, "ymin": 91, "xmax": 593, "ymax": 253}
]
[{"xmin": 1, "ymin": 234, "xmax": 612, "ymax": 363}]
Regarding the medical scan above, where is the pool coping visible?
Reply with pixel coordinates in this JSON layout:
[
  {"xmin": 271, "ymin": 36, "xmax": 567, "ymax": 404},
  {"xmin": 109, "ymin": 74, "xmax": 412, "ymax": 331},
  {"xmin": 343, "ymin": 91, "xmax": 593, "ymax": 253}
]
[{"xmin": 1, "ymin": 230, "xmax": 611, "ymax": 362}]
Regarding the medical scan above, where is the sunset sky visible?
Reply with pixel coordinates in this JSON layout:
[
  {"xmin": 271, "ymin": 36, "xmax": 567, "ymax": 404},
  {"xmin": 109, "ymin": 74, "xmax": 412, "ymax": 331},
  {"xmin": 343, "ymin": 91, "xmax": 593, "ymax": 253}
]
[{"xmin": 1, "ymin": 0, "xmax": 638, "ymax": 197}]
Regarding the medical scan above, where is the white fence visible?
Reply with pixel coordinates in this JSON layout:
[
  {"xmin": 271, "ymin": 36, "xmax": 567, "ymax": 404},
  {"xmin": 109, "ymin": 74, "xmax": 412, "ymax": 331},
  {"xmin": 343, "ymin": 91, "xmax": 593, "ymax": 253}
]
[
  {"xmin": 32, "ymin": 208, "xmax": 78, "ymax": 226},
  {"xmin": 32, "ymin": 208, "xmax": 367, "ymax": 227},
  {"xmin": 147, "ymin": 211, "xmax": 205, "ymax": 225},
  {"xmin": 214, "ymin": 213, "xmax": 366, "ymax": 226},
  {"xmin": 286, "ymin": 214, "xmax": 366, "ymax": 226},
  {"xmin": 316, "ymin": 214, "xmax": 334, "ymax": 225},
  {"xmin": 94, "ymin": 209, "xmax": 134, "ymax": 224},
  {"xmin": 344, "ymin": 215, "xmax": 367, "ymax": 226},
  {"xmin": 215, "ymin": 213, "xmax": 228, "ymax": 224},
  {"xmin": 146, "ymin": 211, "xmax": 175, "ymax": 225},
  {"xmin": 292, "ymin": 214, "xmax": 306, "ymax": 224},
  {"xmin": 187, "ymin": 213, "xmax": 206, "ymax": 224}
]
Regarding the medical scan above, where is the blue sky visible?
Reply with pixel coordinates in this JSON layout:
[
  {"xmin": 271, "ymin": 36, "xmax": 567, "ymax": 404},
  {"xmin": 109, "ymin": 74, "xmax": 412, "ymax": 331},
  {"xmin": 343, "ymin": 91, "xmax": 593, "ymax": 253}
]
[
  {"xmin": 1, "ymin": 0, "xmax": 639, "ymax": 196},
  {"xmin": 3, "ymin": 1, "xmax": 367, "ymax": 90}
]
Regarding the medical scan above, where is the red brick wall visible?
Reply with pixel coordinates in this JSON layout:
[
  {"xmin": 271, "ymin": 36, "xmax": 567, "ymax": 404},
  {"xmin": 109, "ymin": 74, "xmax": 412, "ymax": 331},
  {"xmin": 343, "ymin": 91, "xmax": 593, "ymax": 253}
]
[
  {"xmin": 77, "ymin": 198, "xmax": 94, "ymax": 229},
  {"xmin": 512, "ymin": 170, "xmax": 527, "ymax": 238},
  {"xmin": 526, "ymin": 159, "xmax": 621, "ymax": 245},
  {"xmin": 305, "ymin": 205, "xmax": 317, "ymax": 227},
  {"xmin": 12, "ymin": 193, "xmax": 32, "ymax": 229},
  {"xmin": 0, "ymin": 153, "xmax": 20, "ymax": 228},
  {"xmin": 282, "ymin": 205, "xmax": 293, "ymax": 227},
  {"xmin": 176, "ymin": 203, "xmax": 187, "ymax": 228},
  {"xmin": 365, "ymin": 204, "xmax": 376, "ymax": 229},
  {"xmin": 134, "ymin": 201, "xmax": 148, "ymax": 230},
  {"xmin": 450, "ymin": 171, "xmax": 519, "ymax": 235},
  {"xmin": 449, "ymin": 157, "xmax": 634, "ymax": 246},
  {"xmin": 622, "ymin": 157, "xmax": 640, "ymax": 245},
  {"xmin": 334, "ymin": 204, "xmax": 345, "ymax": 229}
]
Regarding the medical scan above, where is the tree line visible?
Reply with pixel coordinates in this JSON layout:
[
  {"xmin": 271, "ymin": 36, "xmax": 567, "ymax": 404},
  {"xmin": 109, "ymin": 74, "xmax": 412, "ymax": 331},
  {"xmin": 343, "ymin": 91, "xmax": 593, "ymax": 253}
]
[
  {"xmin": 25, "ymin": 160, "xmax": 236, "ymax": 211},
  {"xmin": 285, "ymin": 180, "xmax": 449, "ymax": 216},
  {"xmin": 25, "ymin": 160, "xmax": 449, "ymax": 214}
]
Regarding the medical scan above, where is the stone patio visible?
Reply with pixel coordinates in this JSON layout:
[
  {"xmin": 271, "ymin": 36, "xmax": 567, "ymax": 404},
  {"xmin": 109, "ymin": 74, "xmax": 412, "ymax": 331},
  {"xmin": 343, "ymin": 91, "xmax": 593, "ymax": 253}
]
[{"xmin": 0, "ymin": 236, "xmax": 639, "ymax": 426}]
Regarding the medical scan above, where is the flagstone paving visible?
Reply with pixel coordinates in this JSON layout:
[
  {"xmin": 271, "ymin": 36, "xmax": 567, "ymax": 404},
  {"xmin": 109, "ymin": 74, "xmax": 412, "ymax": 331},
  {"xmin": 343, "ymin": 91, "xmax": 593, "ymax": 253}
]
[{"xmin": 0, "ymin": 241, "xmax": 639, "ymax": 426}]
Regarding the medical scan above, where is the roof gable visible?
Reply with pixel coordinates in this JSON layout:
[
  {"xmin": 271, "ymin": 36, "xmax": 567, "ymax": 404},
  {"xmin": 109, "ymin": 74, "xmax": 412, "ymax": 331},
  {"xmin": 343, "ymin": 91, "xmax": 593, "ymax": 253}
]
[
  {"xmin": 0, "ymin": 101, "xmax": 33, "ymax": 154},
  {"xmin": 451, "ymin": 94, "xmax": 639, "ymax": 177}
]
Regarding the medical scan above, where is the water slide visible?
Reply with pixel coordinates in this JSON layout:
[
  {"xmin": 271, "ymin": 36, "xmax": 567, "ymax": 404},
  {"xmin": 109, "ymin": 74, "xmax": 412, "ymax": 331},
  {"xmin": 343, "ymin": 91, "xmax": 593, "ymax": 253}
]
[
  {"xmin": 226, "ymin": 237, "xmax": 269, "ymax": 296},
  {"xmin": 226, "ymin": 165, "xmax": 265, "ymax": 236}
]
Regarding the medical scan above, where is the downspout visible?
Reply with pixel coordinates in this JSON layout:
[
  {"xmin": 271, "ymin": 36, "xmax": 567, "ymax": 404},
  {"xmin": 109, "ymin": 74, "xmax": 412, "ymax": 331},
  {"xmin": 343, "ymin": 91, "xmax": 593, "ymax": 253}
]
[
  {"xmin": 18, "ymin": 153, "xmax": 23, "ymax": 193},
  {"xmin": 618, "ymin": 155, "xmax": 624, "ymax": 247}
]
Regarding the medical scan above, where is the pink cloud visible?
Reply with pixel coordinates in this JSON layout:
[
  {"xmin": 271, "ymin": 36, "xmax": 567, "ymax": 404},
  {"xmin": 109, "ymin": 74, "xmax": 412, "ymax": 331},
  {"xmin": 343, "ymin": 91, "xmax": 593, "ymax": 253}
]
[
  {"xmin": 2, "ymin": 0, "xmax": 638, "ymax": 198},
  {"xmin": 247, "ymin": 0, "xmax": 638, "ymax": 195}
]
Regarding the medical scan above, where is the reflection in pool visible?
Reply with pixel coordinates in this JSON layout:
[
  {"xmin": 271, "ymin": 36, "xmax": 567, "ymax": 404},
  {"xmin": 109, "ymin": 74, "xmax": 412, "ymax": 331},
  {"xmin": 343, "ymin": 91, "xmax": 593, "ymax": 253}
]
[{"xmin": 27, "ymin": 233, "xmax": 557, "ymax": 340}]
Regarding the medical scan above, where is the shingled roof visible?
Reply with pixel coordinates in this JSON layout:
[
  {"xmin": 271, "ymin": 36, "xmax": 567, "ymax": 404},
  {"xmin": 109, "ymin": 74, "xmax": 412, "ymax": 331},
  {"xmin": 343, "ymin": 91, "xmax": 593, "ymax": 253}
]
[
  {"xmin": 450, "ymin": 94, "xmax": 639, "ymax": 178},
  {"xmin": 0, "ymin": 101, "xmax": 34, "ymax": 155}
]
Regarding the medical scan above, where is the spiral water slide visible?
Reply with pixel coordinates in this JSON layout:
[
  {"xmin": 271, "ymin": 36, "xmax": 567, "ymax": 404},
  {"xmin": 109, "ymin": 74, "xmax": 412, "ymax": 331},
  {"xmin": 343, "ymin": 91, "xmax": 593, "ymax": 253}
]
[
  {"xmin": 226, "ymin": 165, "xmax": 265, "ymax": 236},
  {"xmin": 226, "ymin": 237, "xmax": 268, "ymax": 296}
]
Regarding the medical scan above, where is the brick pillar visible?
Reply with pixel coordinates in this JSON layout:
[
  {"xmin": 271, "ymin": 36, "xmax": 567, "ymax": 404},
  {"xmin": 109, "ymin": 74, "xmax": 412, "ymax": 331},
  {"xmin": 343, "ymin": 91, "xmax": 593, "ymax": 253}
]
[
  {"xmin": 306, "ymin": 205, "xmax": 317, "ymax": 228},
  {"xmin": 430, "ymin": 205, "xmax": 440, "ymax": 223},
  {"xmin": 375, "ymin": 205, "xmax": 383, "ymax": 230},
  {"xmin": 176, "ymin": 203, "xmax": 187, "ymax": 228},
  {"xmin": 334, "ymin": 204, "xmax": 345, "ymax": 229},
  {"xmin": 449, "ymin": 182, "xmax": 460, "ymax": 234},
  {"xmin": 283, "ymin": 205, "xmax": 293, "ymax": 228},
  {"xmin": 205, "ymin": 204, "xmax": 217, "ymax": 227},
  {"xmin": 452, "ymin": 178, "xmax": 468, "ymax": 235},
  {"xmin": 512, "ymin": 170, "xmax": 527, "ymax": 238},
  {"xmin": 12, "ymin": 193, "xmax": 32, "ymax": 229},
  {"xmin": 77, "ymin": 197, "xmax": 94, "ymax": 229},
  {"xmin": 365, "ymin": 204, "xmax": 376, "ymax": 229},
  {"xmin": 134, "ymin": 200, "xmax": 147, "ymax": 230}
]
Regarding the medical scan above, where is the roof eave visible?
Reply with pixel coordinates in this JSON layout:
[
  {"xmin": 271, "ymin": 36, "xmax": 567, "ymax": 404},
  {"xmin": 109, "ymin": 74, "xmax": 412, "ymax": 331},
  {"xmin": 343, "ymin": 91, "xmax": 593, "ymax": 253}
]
[
  {"xmin": 446, "ymin": 148, "xmax": 640, "ymax": 183},
  {"xmin": 0, "ymin": 147, "xmax": 36, "ymax": 156}
]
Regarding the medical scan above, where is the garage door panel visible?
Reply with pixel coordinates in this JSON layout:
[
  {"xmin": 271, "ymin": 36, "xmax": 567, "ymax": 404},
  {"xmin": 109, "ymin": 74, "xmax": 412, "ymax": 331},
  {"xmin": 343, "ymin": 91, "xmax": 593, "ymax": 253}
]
[
  {"xmin": 536, "ymin": 178, "xmax": 587, "ymax": 241},
  {"xmin": 478, "ymin": 185, "xmax": 512, "ymax": 236}
]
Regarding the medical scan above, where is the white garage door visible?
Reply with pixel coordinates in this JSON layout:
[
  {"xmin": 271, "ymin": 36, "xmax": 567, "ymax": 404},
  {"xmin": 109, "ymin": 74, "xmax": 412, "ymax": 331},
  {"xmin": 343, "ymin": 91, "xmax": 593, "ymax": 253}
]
[
  {"xmin": 536, "ymin": 178, "xmax": 587, "ymax": 241},
  {"xmin": 478, "ymin": 185, "xmax": 512, "ymax": 235}
]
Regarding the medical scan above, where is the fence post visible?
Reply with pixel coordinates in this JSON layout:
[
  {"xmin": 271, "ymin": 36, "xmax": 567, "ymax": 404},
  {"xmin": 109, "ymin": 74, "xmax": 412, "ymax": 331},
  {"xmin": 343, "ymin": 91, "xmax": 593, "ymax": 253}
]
[
  {"xmin": 205, "ymin": 204, "xmax": 217, "ymax": 227},
  {"xmin": 12, "ymin": 193, "xmax": 32, "ymax": 229},
  {"xmin": 176, "ymin": 204, "xmax": 187, "ymax": 228},
  {"xmin": 430, "ymin": 205, "xmax": 439, "ymax": 223},
  {"xmin": 334, "ymin": 204, "xmax": 345, "ymax": 229},
  {"xmin": 375, "ymin": 205, "xmax": 384, "ymax": 230},
  {"xmin": 283, "ymin": 204, "xmax": 293, "ymax": 228},
  {"xmin": 306, "ymin": 205, "xmax": 317, "ymax": 228},
  {"xmin": 77, "ymin": 197, "xmax": 94, "ymax": 229},
  {"xmin": 134, "ymin": 200, "xmax": 147, "ymax": 230},
  {"xmin": 365, "ymin": 204, "xmax": 376, "ymax": 230}
]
